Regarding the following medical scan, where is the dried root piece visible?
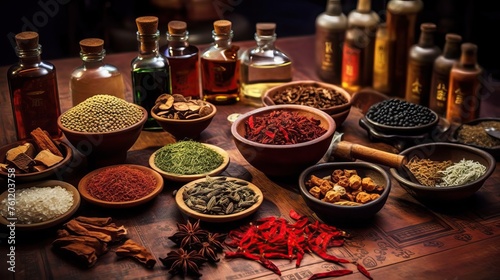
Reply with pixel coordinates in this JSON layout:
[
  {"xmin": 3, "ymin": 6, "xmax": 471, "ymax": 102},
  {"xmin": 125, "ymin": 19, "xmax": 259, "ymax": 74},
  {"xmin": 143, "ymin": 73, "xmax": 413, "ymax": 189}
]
[
  {"xmin": 64, "ymin": 219, "xmax": 114, "ymax": 243},
  {"xmin": 75, "ymin": 216, "xmax": 113, "ymax": 227},
  {"xmin": 52, "ymin": 236, "xmax": 108, "ymax": 268},
  {"xmin": 116, "ymin": 239, "xmax": 156, "ymax": 269}
]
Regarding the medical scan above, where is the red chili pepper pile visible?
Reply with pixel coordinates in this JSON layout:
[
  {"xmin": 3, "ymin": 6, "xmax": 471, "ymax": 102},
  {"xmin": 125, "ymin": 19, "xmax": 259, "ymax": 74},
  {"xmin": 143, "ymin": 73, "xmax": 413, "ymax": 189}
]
[
  {"xmin": 224, "ymin": 210, "xmax": 373, "ymax": 280},
  {"xmin": 244, "ymin": 110, "xmax": 327, "ymax": 145}
]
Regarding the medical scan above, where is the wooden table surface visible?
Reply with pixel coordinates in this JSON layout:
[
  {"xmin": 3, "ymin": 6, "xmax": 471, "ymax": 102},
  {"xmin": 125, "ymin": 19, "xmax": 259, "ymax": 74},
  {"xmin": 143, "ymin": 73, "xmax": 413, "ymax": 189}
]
[{"xmin": 1, "ymin": 35, "xmax": 500, "ymax": 280}]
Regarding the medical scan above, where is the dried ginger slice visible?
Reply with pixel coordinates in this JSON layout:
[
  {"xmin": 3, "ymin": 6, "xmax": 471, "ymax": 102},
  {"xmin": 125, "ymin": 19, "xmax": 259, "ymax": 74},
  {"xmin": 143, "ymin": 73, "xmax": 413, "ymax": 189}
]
[{"xmin": 115, "ymin": 239, "xmax": 156, "ymax": 268}]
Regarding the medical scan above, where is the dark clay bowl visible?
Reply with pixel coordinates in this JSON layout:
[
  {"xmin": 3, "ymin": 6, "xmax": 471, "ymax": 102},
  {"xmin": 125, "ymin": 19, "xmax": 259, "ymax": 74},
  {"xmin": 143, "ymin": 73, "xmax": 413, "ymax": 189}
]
[
  {"xmin": 449, "ymin": 117, "xmax": 500, "ymax": 160},
  {"xmin": 390, "ymin": 142, "xmax": 496, "ymax": 201},
  {"xmin": 299, "ymin": 162, "xmax": 391, "ymax": 222}
]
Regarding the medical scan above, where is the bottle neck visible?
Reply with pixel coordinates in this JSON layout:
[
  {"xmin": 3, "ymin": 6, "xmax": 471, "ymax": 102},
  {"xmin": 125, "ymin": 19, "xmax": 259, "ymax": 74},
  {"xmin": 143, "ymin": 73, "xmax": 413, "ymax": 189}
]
[
  {"xmin": 357, "ymin": 0, "xmax": 371, "ymax": 13},
  {"xmin": 442, "ymin": 41, "xmax": 461, "ymax": 59},
  {"xmin": 325, "ymin": 0, "xmax": 342, "ymax": 15},
  {"xmin": 212, "ymin": 30, "xmax": 233, "ymax": 48},
  {"xmin": 254, "ymin": 33, "xmax": 276, "ymax": 50},
  {"xmin": 137, "ymin": 31, "xmax": 160, "ymax": 56},
  {"xmin": 167, "ymin": 31, "xmax": 190, "ymax": 49},
  {"xmin": 16, "ymin": 45, "xmax": 42, "ymax": 66},
  {"xmin": 80, "ymin": 50, "xmax": 105, "ymax": 65},
  {"xmin": 418, "ymin": 30, "xmax": 435, "ymax": 48},
  {"xmin": 460, "ymin": 53, "xmax": 478, "ymax": 68}
]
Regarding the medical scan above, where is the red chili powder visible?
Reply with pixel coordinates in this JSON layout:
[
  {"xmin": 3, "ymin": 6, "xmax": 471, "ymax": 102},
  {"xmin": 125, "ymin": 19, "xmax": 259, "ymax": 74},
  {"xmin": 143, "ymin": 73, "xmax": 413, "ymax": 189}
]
[{"xmin": 86, "ymin": 166, "xmax": 157, "ymax": 202}]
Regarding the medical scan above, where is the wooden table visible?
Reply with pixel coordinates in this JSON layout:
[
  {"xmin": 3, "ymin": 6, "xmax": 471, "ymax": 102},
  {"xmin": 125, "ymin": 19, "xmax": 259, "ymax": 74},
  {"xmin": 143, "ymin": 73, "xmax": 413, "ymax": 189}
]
[{"xmin": 1, "ymin": 35, "xmax": 499, "ymax": 280}]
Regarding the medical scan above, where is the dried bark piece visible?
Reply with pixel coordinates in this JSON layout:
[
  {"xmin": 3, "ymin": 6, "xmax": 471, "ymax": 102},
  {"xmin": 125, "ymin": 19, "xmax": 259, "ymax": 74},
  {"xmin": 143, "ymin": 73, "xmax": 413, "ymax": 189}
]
[
  {"xmin": 30, "ymin": 127, "xmax": 63, "ymax": 157},
  {"xmin": 34, "ymin": 149, "xmax": 63, "ymax": 167},
  {"xmin": 52, "ymin": 235, "xmax": 108, "ymax": 256},
  {"xmin": 115, "ymin": 239, "xmax": 156, "ymax": 269},
  {"xmin": 6, "ymin": 151, "xmax": 34, "ymax": 172},
  {"xmin": 64, "ymin": 219, "xmax": 113, "ymax": 243},
  {"xmin": 75, "ymin": 221, "xmax": 127, "ymax": 242},
  {"xmin": 75, "ymin": 216, "xmax": 112, "ymax": 227},
  {"xmin": 53, "ymin": 242, "xmax": 100, "ymax": 267}
]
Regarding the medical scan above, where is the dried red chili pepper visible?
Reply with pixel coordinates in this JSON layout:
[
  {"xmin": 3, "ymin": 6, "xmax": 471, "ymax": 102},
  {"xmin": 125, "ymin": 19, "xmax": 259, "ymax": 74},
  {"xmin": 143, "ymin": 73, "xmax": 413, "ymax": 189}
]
[
  {"xmin": 356, "ymin": 262, "xmax": 373, "ymax": 280},
  {"xmin": 308, "ymin": 269, "xmax": 353, "ymax": 280},
  {"xmin": 259, "ymin": 256, "xmax": 281, "ymax": 276}
]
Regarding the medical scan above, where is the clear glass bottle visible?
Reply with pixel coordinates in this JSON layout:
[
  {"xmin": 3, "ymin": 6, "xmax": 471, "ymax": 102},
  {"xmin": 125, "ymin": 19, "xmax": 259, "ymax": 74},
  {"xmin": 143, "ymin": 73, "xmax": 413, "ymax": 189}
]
[
  {"xmin": 201, "ymin": 20, "xmax": 240, "ymax": 105},
  {"xmin": 131, "ymin": 16, "xmax": 171, "ymax": 130},
  {"xmin": 161, "ymin": 20, "xmax": 200, "ymax": 99},
  {"xmin": 429, "ymin": 33, "xmax": 462, "ymax": 117},
  {"xmin": 405, "ymin": 23, "xmax": 441, "ymax": 106},
  {"xmin": 341, "ymin": 0, "xmax": 380, "ymax": 93},
  {"xmin": 70, "ymin": 38, "xmax": 126, "ymax": 106},
  {"xmin": 240, "ymin": 22, "xmax": 292, "ymax": 106},
  {"xmin": 386, "ymin": 0, "xmax": 424, "ymax": 98},
  {"xmin": 7, "ymin": 31, "xmax": 61, "ymax": 141},
  {"xmin": 372, "ymin": 23, "xmax": 391, "ymax": 94},
  {"xmin": 446, "ymin": 43, "xmax": 482, "ymax": 124},
  {"xmin": 315, "ymin": 0, "xmax": 347, "ymax": 84}
]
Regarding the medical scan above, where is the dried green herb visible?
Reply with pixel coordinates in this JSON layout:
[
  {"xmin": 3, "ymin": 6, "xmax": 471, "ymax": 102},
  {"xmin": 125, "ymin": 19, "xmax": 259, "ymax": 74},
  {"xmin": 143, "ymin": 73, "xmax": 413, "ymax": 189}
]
[
  {"xmin": 154, "ymin": 141, "xmax": 223, "ymax": 175},
  {"xmin": 438, "ymin": 159, "xmax": 487, "ymax": 187}
]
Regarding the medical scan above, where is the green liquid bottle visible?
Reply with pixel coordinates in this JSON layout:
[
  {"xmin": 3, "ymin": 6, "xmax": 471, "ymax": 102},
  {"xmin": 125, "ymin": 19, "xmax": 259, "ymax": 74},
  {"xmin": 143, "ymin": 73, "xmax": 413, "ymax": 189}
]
[{"xmin": 131, "ymin": 16, "xmax": 171, "ymax": 130}]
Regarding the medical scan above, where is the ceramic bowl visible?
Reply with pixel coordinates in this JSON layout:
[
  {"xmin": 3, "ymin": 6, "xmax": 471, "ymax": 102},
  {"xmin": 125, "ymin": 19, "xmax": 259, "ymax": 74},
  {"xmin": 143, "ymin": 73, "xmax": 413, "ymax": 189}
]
[
  {"xmin": 0, "ymin": 180, "xmax": 80, "ymax": 230},
  {"xmin": 149, "ymin": 143, "xmax": 230, "ymax": 183},
  {"xmin": 57, "ymin": 105, "xmax": 147, "ymax": 168},
  {"xmin": 262, "ymin": 80, "xmax": 352, "ymax": 126},
  {"xmin": 78, "ymin": 164, "xmax": 164, "ymax": 208},
  {"xmin": 298, "ymin": 162, "xmax": 391, "ymax": 222},
  {"xmin": 175, "ymin": 176, "xmax": 263, "ymax": 223},
  {"xmin": 449, "ymin": 117, "xmax": 500, "ymax": 160},
  {"xmin": 231, "ymin": 104, "xmax": 336, "ymax": 178},
  {"xmin": 151, "ymin": 101, "xmax": 217, "ymax": 140},
  {"xmin": 390, "ymin": 142, "xmax": 496, "ymax": 201},
  {"xmin": 0, "ymin": 139, "xmax": 73, "ymax": 182}
]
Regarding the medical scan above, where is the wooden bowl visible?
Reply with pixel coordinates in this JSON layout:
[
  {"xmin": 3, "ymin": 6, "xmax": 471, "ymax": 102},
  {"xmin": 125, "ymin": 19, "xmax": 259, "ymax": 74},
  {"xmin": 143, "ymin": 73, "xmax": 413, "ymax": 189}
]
[
  {"xmin": 0, "ymin": 140, "xmax": 73, "ymax": 182},
  {"xmin": 175, "ymin": 176, "xmax": 263, "ymax": 223},
  {"xmin": 149, "ymin": 143, "xmax": 230, "ymax": 183},
  {"xmin": 0, "ymin": 180, "xmax": 80, "ymax": 230},
  {"xmin": 151, "ymin": 101, "xmax": 217, "ymax": 140},
  {"xmin": 78, "ymin": 164, "xmax": 164, "ymax": 208},
  {"xmin": 449, "ymin": 117, "xmax": 500, "ymax": 160},
  {"xmin": 231, "ymin": 104, "xmax": 336, "ymax": 177}
]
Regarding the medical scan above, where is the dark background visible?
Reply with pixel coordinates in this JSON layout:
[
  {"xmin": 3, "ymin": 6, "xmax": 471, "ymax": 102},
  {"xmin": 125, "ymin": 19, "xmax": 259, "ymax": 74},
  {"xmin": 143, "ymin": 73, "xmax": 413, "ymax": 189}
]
[{"xmin": 1, "ymin": 0, "xmax": 499, "ymax": 79}]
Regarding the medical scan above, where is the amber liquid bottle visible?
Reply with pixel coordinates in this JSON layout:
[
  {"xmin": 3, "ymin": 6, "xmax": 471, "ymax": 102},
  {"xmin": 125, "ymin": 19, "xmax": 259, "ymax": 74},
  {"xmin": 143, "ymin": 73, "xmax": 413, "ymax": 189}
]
[
  {"xmin": 429, "ymin": 33, "xmax": 462, "ymax": 117},
  {"xmin": 386, "ymin": 0, "xmax": 424, "ymax": 98},
  {"xmin": 201, "ymin": 20, "xmax": 240, "ymax": 105},
  {"xmin": 315, "ymin": 0, "xmax": 347, "ymax": 84},
  {"xmin": 7, "ymin": 31, "xmax": 61, "ymax": 141},
  {"xmin": 405, "ymin": 23, "xmax": 441, "ymax": 106},
  {"xmin": 161, "ymin": 20, "xmax": 200, "ymax": 99},
  {"xmin": 372, "ymin": 23, "xmax": 391, "ymax": 94},
  {"xmin": 341, "ymin": 0, "xmax": 380, "ymax": 93},
  {"xmin": 446, "ymin": 43, "xmax": 482, "ymax": 124}
]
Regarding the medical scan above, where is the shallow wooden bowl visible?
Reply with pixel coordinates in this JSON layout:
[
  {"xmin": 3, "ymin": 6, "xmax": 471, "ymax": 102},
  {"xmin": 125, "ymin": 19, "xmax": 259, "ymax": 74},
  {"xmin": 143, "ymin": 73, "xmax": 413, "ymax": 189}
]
[
  {"xmin": 175, "ymin": 176, "xmax": 263, "ymax": 223},
  {"xmin": 78, "ymin": 164, "xmax": 164, "ymax": 208},
  {"xmin": 0, "ymin": 180, "xmax": 80, "ymax": 230},
  {"xmin": 149, "ymin": 143, "xmax": 230, "ymax": 183}
]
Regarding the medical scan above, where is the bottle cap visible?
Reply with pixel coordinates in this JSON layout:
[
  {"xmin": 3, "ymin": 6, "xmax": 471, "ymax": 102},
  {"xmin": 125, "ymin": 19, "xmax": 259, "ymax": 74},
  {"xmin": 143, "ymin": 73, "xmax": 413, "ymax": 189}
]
[
  {"xmin": 420, "ymin": 23, "xmax": 436, "ymax": 32},
  {"xmin": 136, "ymin": 16, "xmax": 159, "ymax": 34},
  {"xmin": 15, "ymin": 31, "xmax": 39, "ymax": 50},
  {"xmin": 214, "ymin": 20, "xmax": 232, "ymax": 35},
  {"xmin": 79, "ymin": 38, "xmax": 104, "ymax": 53},
  {"xmin": 256, "ymin": 23, "xmax": 276, "ymax": 36},
  {"xmin": 445, "ymin": 33, "xmax": 462, "ymax": 43},
  {"xmin": 168, "ymin": 20, "xmax": 187, "ymax": 35}
]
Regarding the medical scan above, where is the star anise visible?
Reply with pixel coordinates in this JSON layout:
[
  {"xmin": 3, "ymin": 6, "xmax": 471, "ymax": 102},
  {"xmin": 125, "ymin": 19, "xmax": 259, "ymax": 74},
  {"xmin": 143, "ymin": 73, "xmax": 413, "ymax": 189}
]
[
  {"xmin": 159, "ymin": 248, "xmax": 207, "ymax": 277},
  {"xmin": 193, "ymin": 232, "xmax": 227, "ymax": 263},
  {"xmin": 169, "ymin": 219, "xmax": 209, "ymax": 249}
]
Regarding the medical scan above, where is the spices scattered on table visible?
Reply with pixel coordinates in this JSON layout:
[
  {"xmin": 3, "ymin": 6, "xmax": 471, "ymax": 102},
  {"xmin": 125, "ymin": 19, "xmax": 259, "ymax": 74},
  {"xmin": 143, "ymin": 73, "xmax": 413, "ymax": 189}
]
[
  {"xmin": 60, "ymin": 94, "xmax": 144, "ymax": 132},
  {"xmin": 152, "ymin": 93, "xmax": 213, "ymax": 120},
  {"xmin": 84, "ymin": 165, "xmax": 157, "ymax": 202},
  {"xmin": 305, "ymin": 169, "xmax": 385, "ymax": 206},
  {"xmin": 0, "ymin": 185, "xmax": 73, "ymax": 223},
  {"xmin": 181, "ymin": 176, "xmax": 260, "ymax": 215},
  {"xmin": 270, "ymin": 84, "xmax": 348, "ymax": 109},
  {"xmin": 405, "ymin": 157, "xmax": 487, "ymax": 187},
  {"xmin": 457, "ymin": 120, "xmax": 500, "ymax": 148},
  {"xmin": 224, "ymin": 209, "xmax": 373, "ymax": 279},
  {"xmin": 244, "ymin": 110, "xmax": 327, "ymax": 144},
  {"xmin": 366, "ymin": 98, "xmax": 437, "ymax": 127},
  {"xmin": 153, "ymin": 141, "xmax": 224, "ymax": 175}
]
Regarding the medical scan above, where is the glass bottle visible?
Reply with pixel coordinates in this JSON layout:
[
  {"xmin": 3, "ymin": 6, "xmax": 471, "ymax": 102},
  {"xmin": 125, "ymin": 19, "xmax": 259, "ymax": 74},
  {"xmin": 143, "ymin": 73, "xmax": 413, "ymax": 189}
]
[
  {"xmin": 386, "ymin": 0, "xmax": 424, "ymax": 98},
  {"xmin": 160, "ymin": 20, "xmax": 200, "ymax": 99},
  {"xmin": 405, "ymin": 23, "xmax": 441, "ymax": 106},
  {"xmin": 315, "ymin": 0, "xmax": 347, "ymax": 84},
  {"xmin": 341, "ymin": 0, "xmax": 380, "ymax": 93},
  {"xmin": 446, "ymin": 43, "xmax": 482, "ymax": 124},
  {"xmin": 240, "ymin": 22, "xmax": 292, "ymax": 107},
  {"xmin": 201, "ymin": 20, "xmax": 240, "ymax": 105},
  {"xmin": 70, "ymin": 38, "xmax": 126, "ymax": 106},
  {"xmin": 131, "ymin": 16, "xmax": 171, "ymax": 130},
  {"xmin": 372, "ymin": 23, "xmax": 391, "ymax": 94},
  {"xmin": 429, "ymin": 33, "xmax": 462, "ymax": 117},
  {"xmin": 7, "ymin": 31, "xmax": 61, "ymax": 141}
]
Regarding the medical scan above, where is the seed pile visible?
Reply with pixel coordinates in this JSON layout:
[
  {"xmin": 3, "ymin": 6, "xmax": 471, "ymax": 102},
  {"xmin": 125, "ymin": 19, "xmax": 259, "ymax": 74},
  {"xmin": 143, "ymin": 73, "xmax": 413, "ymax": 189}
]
[
  {"xmin": 270, "ymin": 84, "xmax": 348, "ymax": 109},
  {"xmin": 366, "ymin": 98, "xmax": 436, "ymax": 127},
  {"xmin": 60, "ymin": 94, "xmax": 143, "ymax": 132},
  {"xmin": 457, "ymin": 120, "xmax": 500, "ymax": 148}
]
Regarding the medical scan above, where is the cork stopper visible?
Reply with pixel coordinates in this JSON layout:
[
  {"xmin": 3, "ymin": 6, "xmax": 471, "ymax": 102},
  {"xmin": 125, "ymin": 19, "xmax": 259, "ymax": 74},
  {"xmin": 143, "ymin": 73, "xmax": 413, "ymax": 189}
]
[
  {"xmin": 256, "ymin": 23, "xmax": 276, "ymax": 36},
  {"xmin": 15, "ymin": 31, "xmax": 39, "ymax": 50},
  {"xmin": 445, "ymin": 33, "xmax": 462, "ymax": 43},
  {"xmin": 79, "ymin": 38, "xmax": 104, "ymax": 53},
  {"xmin": 213, "ymin": 20, "xmax": 232, "ymax": 35},
  {"xmin": 168, "ymin": 21, "xmax": 187, "ymax": 35},
  {"xmin": 420, "ymin": 23, "xmax": 436, "ymax": 32},
  {"xmin": 136, "ymin": 16, "xmax": 158, "ymax": 34}
]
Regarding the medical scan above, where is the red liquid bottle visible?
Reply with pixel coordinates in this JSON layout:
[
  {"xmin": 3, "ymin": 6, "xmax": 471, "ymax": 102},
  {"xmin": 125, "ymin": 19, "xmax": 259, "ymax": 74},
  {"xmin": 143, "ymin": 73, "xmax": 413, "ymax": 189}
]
[{"xmin": 7, "ymin": 31, "xmax": 61, "ymax": 141}]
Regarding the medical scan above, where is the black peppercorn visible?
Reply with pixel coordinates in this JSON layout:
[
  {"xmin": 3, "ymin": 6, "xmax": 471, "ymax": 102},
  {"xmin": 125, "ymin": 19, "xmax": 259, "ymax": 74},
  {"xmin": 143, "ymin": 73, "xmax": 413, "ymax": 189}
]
[{"xmin": 366, "ymin": 98, "xmax": 437, "ymax": 127}]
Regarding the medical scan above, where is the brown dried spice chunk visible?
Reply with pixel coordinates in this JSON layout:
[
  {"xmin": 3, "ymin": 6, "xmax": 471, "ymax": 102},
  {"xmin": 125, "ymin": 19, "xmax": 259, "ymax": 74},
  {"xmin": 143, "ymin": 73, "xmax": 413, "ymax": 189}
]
[{"xmin": 116, "ymin": 239, "xmax": 156, "ymax": 269}]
